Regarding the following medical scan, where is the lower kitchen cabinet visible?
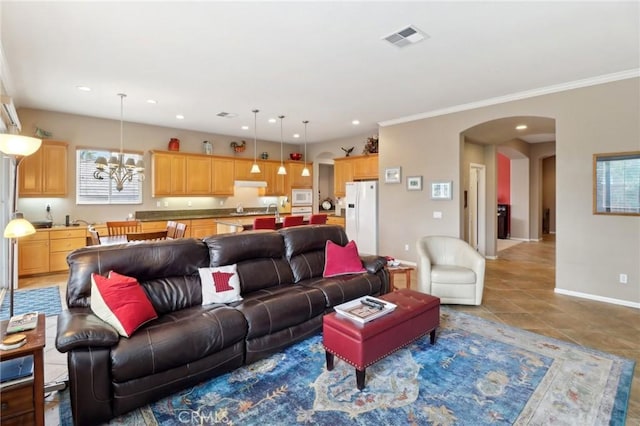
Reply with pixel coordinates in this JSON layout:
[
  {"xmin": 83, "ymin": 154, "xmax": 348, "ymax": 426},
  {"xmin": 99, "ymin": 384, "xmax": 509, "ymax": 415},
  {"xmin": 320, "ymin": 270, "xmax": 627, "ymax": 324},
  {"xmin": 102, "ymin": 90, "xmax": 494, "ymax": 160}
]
[
  {"xmin": 189, "ymin": 219, "xmax": 217, "ymax": 239},
  {"xmin": 49, "ymin": 228, "xmax": 87, "ymax": 272},
  {"xmin": 17, "ymin": 232, "xmax": 49, "ymax": 276}
]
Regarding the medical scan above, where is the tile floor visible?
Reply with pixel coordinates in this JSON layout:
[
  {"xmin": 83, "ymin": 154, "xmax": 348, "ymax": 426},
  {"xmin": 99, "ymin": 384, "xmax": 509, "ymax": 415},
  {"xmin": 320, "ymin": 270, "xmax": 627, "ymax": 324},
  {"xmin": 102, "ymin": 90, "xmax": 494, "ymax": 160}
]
[{"xmin": 14, "ymin": 234, "xmax": 640, "ymax": 425}]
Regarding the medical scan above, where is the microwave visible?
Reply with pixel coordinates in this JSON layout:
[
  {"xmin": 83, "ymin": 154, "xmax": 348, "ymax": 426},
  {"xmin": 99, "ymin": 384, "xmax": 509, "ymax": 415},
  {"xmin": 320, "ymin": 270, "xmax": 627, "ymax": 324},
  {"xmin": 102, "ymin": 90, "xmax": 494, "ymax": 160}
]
[{"xmin": 291, "ymin": 189, "xmax": 313, "ymax": 206}]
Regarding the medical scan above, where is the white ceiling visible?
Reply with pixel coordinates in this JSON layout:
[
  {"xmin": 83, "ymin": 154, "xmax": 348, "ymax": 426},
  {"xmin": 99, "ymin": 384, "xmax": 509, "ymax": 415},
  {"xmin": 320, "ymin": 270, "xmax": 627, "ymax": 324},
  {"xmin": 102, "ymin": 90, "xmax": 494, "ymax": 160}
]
[{"xmin": 1, "ymin": 1, "xmax": 638, "ymax": 144}]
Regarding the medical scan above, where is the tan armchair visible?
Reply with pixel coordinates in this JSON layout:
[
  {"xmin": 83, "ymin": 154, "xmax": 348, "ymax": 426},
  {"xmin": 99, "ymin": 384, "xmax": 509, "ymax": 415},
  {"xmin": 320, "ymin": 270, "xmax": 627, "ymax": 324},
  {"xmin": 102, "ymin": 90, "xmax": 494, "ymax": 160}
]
[{"xmin": 416, "ymin": 236, "xmax": 485, "ymax": 305}]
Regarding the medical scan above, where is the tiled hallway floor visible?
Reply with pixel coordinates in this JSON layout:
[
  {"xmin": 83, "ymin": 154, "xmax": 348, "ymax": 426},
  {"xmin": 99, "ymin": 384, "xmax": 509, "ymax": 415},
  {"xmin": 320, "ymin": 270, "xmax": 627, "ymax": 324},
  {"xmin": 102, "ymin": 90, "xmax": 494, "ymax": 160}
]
[{"xmin": 15, "ymin": 234, "xmax": 640, "ymax": 425}]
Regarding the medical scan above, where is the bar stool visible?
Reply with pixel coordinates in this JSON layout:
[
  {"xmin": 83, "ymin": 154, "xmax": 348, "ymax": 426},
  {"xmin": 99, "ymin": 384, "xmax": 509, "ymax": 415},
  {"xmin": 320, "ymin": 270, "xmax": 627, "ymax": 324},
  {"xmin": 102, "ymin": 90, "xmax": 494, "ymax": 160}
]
[
  {"xmin": 253, "ymin": 217, "xmax": 276, "ymax": 230},
  {"xmin": 282, "ymin": 215, "xmax": 304, "ymax": 227},
  {"xmin": 309, "ymin": 214, "xmax": 328, "ymax": 224}
]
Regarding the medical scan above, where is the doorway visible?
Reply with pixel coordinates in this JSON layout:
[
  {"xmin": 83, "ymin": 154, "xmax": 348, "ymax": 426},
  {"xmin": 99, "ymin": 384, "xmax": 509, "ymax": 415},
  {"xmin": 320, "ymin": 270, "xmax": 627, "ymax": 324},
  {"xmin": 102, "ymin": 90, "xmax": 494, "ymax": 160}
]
[{"xmin": 469, "ymin": 163, "xmax": 486, "ymax": 254}]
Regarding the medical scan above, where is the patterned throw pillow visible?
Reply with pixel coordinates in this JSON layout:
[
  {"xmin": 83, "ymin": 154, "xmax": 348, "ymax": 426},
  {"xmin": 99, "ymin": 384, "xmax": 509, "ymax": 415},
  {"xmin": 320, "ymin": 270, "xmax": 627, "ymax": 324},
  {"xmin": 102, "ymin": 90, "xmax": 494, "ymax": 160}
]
[
  {"xmin": 199, "ymin": 264, "xmax": 243, "ymax": 305},
  {"xmin": 323, "ymin": 240, "xmax": 366, "ymax": 277},
  {"xmin": 90, "ymin": 271, "xmax": 158, "ymax": 338}
]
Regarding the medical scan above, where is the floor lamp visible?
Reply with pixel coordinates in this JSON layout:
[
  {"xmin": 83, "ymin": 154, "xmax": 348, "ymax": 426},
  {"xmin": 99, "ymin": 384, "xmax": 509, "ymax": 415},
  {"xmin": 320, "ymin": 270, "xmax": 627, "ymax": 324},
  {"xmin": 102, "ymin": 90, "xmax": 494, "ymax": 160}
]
[{"xmin": 0, "ymin": 131, "xmax": 42, "ymax": 317}]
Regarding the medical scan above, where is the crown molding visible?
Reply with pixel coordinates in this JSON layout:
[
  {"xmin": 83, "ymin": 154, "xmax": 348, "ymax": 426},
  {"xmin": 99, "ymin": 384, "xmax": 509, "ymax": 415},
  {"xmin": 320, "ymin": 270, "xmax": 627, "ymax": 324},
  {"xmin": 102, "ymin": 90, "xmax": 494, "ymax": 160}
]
[{"xmin": 379, "ymin": 69, "xmax": 640, "ymax": 128}]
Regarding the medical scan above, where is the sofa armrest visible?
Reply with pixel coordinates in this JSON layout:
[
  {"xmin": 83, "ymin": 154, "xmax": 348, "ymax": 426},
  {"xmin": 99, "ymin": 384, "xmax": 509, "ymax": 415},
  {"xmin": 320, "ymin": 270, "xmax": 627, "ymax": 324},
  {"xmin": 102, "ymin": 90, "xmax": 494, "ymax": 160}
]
[
  {"xmin": 361, "ymin": 255, "xmax": 386, "ymax": 274},
  {"xmin": 56, "ymin": 307, "xmax": 120, "ymax": 353}
]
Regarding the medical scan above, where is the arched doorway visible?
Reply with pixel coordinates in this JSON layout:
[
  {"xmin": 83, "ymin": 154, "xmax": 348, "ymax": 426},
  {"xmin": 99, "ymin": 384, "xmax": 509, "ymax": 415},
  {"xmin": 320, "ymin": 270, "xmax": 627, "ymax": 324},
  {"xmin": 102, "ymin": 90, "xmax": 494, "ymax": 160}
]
[{"xmin": 460, "ymin": 116, "xmax": 556, "ymax": 258}]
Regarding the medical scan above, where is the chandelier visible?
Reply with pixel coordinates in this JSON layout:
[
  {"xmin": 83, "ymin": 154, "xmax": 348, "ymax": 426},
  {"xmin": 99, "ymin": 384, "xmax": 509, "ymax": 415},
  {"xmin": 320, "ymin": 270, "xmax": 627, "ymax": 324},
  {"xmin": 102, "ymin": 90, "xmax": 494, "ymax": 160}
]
[{"xmin": 94, "ymin": 93, "xmax": 144, "ymax": 191}]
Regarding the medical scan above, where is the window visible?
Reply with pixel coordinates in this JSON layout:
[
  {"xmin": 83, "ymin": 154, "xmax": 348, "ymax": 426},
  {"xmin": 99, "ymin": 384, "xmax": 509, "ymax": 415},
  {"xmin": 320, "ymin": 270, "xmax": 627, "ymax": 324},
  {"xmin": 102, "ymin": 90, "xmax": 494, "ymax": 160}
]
[
  {"xmin": 593, "ymin": 151, "xmax": 640, "ymax": 215},
  {"xmin": 76, "ymin": 149, "xmax": 143, "ymax": 204}
]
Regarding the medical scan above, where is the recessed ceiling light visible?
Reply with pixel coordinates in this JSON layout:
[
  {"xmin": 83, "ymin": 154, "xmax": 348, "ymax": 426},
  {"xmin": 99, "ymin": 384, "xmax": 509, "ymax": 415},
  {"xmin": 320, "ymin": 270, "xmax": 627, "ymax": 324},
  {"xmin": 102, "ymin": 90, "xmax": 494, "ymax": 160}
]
[
  {"xmin": 176, "ymin": 114, "xmax": 185, "ymax": 120},
  {"xmin": 76, "ymin": 86, "xmax": 91, "ymax": 92},
  {"xmin": 352, "ymin": 120, "xmax": 360, "ymax": 125},
  {"xmin": 268, "ymin": 118, "xmax": 277, "ymax": 124},
  {"xmin": 241, "ymin": 125, "xmax": 249, "ymax": 130},
  {"xmin": 293, "ymin": 133, "xmax": 300, "ymax": 138},
  {"xmin": 146, "ymin": 99, "xmax": 157, "ymax": 104},
  {"xmin": 516, "ymin": 124, "xmax": 528, "ymax": 130}
]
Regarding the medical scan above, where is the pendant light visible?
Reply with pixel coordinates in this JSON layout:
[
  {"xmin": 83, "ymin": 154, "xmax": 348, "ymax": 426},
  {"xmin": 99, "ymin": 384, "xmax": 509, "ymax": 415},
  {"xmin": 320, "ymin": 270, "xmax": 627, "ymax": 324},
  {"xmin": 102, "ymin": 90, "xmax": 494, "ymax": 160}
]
[
  {"xmin": 301, "ymin": 120, "xmax": 310, "ymax": 177},
  {"xmin": 250, "ymin": 109, "xmax": 261, "ymax": 174},
  {"xmin": 277, "ymin": 115, "xmax": 287, "ymax": 175}
]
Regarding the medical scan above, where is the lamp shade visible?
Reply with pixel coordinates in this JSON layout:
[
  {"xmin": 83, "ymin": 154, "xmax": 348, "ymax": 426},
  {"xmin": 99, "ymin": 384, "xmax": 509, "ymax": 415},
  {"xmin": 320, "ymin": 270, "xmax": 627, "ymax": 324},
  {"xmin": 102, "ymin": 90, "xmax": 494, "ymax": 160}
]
[
  {"xmin": 0, "ymin": 134, "xmax": 42, "ymax": 157},
  {"xmin": 4, "ymin": 214, "xmax": 36, "ymax": 238}
]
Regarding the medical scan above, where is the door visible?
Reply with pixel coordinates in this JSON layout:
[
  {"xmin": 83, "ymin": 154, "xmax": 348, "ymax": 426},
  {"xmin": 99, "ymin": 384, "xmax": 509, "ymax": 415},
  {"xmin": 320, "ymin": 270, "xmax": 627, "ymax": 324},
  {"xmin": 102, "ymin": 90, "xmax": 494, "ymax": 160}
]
[{"xmin": 469, "ymin": 164, "xmax": 486, "ymax": 254}]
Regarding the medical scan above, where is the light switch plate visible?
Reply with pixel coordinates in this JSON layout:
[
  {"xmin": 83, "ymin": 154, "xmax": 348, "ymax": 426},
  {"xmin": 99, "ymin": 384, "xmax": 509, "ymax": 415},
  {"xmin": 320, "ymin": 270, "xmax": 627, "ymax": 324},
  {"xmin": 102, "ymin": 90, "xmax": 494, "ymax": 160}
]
[{"xmin": 433, "ymin": 211, "xmax": 442, "ymax": 219}]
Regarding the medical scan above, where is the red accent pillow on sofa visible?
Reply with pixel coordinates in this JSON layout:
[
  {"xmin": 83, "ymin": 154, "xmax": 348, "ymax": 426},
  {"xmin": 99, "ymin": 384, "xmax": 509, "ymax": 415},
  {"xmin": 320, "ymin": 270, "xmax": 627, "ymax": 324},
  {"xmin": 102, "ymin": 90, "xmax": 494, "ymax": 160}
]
[
  {"xmin": 90, "ymin": 271, "xmax": 158, "ymax": 337},
  {"xmin": 323, "ymin": 240, "xmax": 366, "ymax": 277}
]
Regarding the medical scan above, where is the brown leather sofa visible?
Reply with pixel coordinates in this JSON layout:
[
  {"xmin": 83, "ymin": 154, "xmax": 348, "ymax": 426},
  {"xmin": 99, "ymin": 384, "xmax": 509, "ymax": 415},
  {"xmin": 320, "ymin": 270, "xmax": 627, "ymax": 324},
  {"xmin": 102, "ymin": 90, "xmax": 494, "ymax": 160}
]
[{"xmin": 56, "ymin": 225, "xmax": 389, "ymax": 425}]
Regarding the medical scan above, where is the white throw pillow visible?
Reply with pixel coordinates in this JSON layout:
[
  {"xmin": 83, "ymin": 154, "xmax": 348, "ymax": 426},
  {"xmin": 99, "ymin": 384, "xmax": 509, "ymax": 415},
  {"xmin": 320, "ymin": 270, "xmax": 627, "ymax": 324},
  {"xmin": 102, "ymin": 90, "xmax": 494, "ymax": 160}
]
[{"xmin": 198, "ymin": 264, "xmax": 243, "ymax": 305}]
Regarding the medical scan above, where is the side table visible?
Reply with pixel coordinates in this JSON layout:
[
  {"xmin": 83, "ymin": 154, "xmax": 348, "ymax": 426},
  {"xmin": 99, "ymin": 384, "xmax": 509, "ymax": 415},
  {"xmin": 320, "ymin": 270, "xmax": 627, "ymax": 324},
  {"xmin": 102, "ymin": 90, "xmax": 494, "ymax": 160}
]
[
  {"xmin": 387, "ymin": 265, "xmax": 415, "ymax": 291},
  {"xmin": 0, "ymin": 313, "xmax": 46, "ymax": 426}
]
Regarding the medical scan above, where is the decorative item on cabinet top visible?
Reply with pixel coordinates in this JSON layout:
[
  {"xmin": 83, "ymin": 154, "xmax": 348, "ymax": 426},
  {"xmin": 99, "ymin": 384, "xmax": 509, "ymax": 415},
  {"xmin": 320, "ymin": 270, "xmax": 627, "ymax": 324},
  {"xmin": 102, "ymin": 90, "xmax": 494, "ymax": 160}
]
[
  {"xmin": 341, "ymin": 146, "xmax": 354, "ymax": 157},
  {"xmin": 168, "ymin": 138, "xmax": 180, "ymax": 151},
  {"xmin": 363, "ymin": 135, "xmax": 378, "ymax": 154},
  {"xmin": 289, "ymin": 152, "xmax": 302, "ymax": 161},
  {"xmin": 202, "ymin": 140, "xmax": 213, "ymax": 155},
  {"xmin": 230, "ymin": 140, "xmax": 246, "ymax": 153}
]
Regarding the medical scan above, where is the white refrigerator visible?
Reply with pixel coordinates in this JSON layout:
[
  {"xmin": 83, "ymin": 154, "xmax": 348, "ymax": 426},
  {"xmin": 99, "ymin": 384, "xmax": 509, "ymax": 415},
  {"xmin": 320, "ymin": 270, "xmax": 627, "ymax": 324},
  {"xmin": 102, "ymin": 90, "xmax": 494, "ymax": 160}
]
[{"xmin": 345, "ymin": 181, "xmax": 378, "ymax": 255}]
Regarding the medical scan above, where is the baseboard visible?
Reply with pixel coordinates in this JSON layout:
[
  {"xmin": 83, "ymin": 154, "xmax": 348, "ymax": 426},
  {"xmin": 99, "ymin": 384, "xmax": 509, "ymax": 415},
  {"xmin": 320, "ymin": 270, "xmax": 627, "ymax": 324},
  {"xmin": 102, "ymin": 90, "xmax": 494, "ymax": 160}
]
[
  {"xmin": 509, "ymin": 237, "xmax": 543, "ymax": 242},
  {"xmin": 554, "ymin": 288, "xmax": 640, "ymax": 309},
  {"xmin": 486, "ymin": 255, "xmax": 498, "ymax": 260}
]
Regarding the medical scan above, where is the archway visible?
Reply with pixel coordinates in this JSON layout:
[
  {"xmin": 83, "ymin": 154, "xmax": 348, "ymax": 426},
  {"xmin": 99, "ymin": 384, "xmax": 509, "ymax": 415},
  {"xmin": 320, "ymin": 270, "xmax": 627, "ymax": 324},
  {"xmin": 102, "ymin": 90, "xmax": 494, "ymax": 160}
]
[{"xmin": 460, "ymin": 116, "xmax": 556, "ymax": 258}]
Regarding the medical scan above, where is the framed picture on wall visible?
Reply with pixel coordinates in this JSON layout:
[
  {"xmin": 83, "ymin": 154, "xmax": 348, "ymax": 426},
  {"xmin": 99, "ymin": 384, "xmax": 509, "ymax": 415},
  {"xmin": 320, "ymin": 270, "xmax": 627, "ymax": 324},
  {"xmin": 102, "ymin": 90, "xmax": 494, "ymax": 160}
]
[
  {"xmin": 407, "ymin": 176, "xmax": 422, "ymax": 191},
  {"xmin": 384, "ymin": 167, "xmax": 402, "ymax": 184},
  {"xmin": 431, "ymin": 181, "xmax": 452, "ymax": 200}
]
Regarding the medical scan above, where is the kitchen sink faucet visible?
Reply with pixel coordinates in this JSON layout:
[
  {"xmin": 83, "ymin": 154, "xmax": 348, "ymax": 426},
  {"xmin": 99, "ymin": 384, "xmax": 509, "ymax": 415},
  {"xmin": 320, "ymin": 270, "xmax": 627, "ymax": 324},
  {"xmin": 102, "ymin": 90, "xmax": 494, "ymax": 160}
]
[{"xmin": 266, "ymin": 203, "xmax": 279, "ymax": 219}]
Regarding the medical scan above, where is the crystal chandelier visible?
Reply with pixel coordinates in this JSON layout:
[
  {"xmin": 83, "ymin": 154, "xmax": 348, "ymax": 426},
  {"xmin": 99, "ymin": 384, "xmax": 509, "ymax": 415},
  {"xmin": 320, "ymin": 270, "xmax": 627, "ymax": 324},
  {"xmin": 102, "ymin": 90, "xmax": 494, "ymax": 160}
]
[{"xmin": 94, "ymin": 93, "xmax": 145, "ymax": 191}]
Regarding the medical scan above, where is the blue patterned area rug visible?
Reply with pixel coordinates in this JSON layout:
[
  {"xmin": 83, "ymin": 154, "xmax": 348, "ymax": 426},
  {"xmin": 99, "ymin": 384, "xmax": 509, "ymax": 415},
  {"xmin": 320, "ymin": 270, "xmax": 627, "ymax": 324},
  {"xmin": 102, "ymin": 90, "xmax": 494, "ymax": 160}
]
[
  {"xmin": 59, "ymin": 309, "xmax": 635, "ymax": 425},
  {"xmin": 0, "ymin": 286, "xmax": 63, "ymax": 320}
]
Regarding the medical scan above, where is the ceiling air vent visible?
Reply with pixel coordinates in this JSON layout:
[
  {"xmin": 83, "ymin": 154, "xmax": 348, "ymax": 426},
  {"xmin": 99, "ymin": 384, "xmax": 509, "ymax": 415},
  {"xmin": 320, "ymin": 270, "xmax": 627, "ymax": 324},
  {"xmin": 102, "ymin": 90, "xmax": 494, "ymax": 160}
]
[
  {"xmin": 216, "ymin": 112, "xmax": 238, "ymax": 118},
  {"xmin": 383, "ymin": 25, "xmax": 428, "ymax": 48}
]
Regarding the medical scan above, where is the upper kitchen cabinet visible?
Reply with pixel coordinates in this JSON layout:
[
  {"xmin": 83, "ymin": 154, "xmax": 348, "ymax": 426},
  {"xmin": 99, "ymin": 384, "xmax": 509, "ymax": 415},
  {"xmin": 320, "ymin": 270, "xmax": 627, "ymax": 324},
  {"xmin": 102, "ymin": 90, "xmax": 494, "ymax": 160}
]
[
  {"xmin": 333, "ymin": 154, "xmax": 378, "ymax": 197},
  {"xmin": 352, "ymin": 154, "xmax": 378, "ymax": 180},
  {"xmin": 19, "ymin": 140, "xmax": 68, "ymax": 197},
  {"xmin": 186, "ymin": 155, "xmax": 212, "ymax": 195},
  {"xmin": 261, "ymin": 161, "xmax": 287, "ymax": 196},
  {"xmin": 287, "ymin": 161, "xmax": 313, "ymax": 188},
  {"xmin": 211, "ymin": 156, "xmax": 235, "ymax": 196},
  {"xmin": 234, "ymin": 158, "xmax": 264, "ymax": 181},
  {"xmin": 152, "ymin": 151, "xmax": 186, "ymax": 196}
]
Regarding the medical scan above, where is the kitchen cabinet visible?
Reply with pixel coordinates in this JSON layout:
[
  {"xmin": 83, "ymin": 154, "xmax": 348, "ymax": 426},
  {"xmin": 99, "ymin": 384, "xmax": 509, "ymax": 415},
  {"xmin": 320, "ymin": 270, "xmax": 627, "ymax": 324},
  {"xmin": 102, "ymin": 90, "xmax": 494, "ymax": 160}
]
[
  {"xmin": 17, "ymin": 231, "xmax": 49, "ymax": 276},
  {"xmin": 189, "ymin": 218, "xmax": 217, "ymax": 239},
  {"xmin": 49, "ymin": 228, "xmax": 86, "ymax": 272},
  {"xmin": 333, "ymin": 158, "xmax": 354, "ymax": 198},
  {"xmin": 152, "ymin": 151, "xmax": 186, "ymax": 196},
  {"xmin": 333, "ymin": 154, "xmax": 378, "ymax": 197},
  {"xmin": 352, "ymin": 154, "xmax": 378, "ymax": 180},
  {"xmin": 141, "ymin": 221, "xmax": 169, "ymax": 232},
  {"xmin": 326, "ymin": 216, "xmax": 345, "ymax": 227},
  {"xmin": 261, "ymin": 161, "xmax": 287, "ymax": 196},
  {"xmin": 186, "ymin": 155, "xmax": 212, "ymax": 194},
  {"xmin": 18, "ymin": 140, "xmax": 68, "ymax": 197},
  {"xmin": 287, "ymin": 161, "xmax": 313, "ymax": 188},
  {"xmin": 234, "ymin": 158, "xmax": 264, "ymax": 181},
  {"xmin": 211, "ymin": 157, "xmax": 235, "ymax": 196}
]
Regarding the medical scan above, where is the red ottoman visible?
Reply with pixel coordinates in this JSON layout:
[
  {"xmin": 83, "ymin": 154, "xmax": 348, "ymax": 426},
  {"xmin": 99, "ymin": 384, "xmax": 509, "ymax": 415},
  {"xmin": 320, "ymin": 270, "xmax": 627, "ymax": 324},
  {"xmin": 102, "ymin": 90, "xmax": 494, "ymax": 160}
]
[{"xmin": 323, "ymin": 289, "xmax": 440, "ymax": 390}]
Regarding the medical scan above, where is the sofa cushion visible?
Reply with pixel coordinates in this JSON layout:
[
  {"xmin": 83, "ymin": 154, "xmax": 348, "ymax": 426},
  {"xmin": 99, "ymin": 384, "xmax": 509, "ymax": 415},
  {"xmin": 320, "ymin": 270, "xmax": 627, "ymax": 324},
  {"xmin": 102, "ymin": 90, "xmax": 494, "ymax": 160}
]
[
  {"xmin": 110, "ymin": 305, "xmax": 247, "ymax": 382},
  {"xmin": 204, "ymin": 232, "xmax": 294, "ymax": 293},
  {"xmin": 199, "ymin": 265, "xmax": 243, "ymax": 304},
  {"xmin": 280, "ymin": 225, "xmax": 349, "ymax": 282},
  {"xmin": 298, "ymin": 274, "xmax": 383, "ymax": 307},
  {"xmin": 90, "ymin": 272, "xmax": 158, "ymax": 338},
  {"xmin": 67, "ymin": 238, "xmax": 210, "ymax": 309},
  {"xmin": 234, "ymin": 285, "xmax": 326, "ymax": 339},
  {"xmin": 323, "ymin": 240, "xmax": 366, "ymax": 277}
]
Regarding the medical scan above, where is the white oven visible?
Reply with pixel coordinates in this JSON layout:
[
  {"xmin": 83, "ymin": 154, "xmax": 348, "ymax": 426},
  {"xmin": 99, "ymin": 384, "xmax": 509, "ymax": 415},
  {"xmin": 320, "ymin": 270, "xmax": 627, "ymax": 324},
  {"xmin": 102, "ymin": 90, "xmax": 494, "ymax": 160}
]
[
  {"xmin": 291, "ymin": 206, "xmax": 312, "ymax": 220},
  {"xmin": 291, "ymin": 188, "xmax": 313, "ymax": 206}
]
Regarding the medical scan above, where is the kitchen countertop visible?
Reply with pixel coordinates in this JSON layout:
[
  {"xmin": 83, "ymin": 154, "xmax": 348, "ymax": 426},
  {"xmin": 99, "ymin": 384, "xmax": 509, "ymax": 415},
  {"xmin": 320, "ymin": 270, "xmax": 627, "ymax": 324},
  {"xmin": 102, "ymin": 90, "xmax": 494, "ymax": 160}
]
[{"xmin": 135, "ymin": 209, "xmax": 283, "ymax": 222}]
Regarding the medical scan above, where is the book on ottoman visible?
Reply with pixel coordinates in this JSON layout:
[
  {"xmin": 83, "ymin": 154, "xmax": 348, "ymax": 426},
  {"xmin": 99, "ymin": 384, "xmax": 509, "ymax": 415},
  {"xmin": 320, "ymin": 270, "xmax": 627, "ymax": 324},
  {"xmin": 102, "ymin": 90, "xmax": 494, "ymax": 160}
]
[{"xmin": 334, "ymin": 296, "xmax": 396, "ymax": 323}]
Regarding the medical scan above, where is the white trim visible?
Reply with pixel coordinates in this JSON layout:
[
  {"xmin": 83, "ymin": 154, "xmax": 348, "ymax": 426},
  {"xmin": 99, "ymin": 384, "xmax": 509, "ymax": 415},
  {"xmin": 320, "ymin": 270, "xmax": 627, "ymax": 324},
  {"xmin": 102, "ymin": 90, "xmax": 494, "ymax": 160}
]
[
  {"xmin": 485, "ymin": 255, "xmax": 498, "ymax": 260},
  {"xmin": 554, "ymin": 288, "xmax": 640, "ymax": 309},
  {"xmin": 379, "ymin": 69, "xmax": 640, "ymax": 127}
]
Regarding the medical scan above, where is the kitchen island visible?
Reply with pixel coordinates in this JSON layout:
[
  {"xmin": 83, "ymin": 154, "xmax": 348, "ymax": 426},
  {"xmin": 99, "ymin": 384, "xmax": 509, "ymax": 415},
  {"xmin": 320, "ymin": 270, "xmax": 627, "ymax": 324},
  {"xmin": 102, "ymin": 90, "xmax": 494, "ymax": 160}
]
[{"xmin": 215, "ymin": 216, "xmax": 310, "ymax": 234}]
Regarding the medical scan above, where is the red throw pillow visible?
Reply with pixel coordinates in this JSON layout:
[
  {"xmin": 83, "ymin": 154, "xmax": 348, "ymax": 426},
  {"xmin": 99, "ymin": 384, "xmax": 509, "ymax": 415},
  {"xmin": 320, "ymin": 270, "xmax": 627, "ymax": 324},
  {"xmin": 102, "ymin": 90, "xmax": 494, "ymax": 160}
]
[
  {"xmin": 90, "ymin": 271, "xmax": 158, "ymax": 337},
  {"xmin": 323, "ymin": 240, "xmax": 366, "ymax": 277}
]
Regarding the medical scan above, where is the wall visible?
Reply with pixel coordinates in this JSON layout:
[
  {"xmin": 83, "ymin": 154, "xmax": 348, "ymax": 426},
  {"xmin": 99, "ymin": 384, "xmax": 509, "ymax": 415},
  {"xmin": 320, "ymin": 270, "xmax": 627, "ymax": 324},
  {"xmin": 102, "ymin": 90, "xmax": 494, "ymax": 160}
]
[
  {"xmin": 543, "ymin": 156, "xmax": 556, "ymax": 233},
  {"xmin": 379, "ymin": 77, "xmax": 640, "ymax": 306},
  {"xmin": 15, "ymin": 108, "xmax": 301, "ymax": 223},
  {"xmin": 497, "ymin": 153, "xmax": 511, "ymax": 204}
]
